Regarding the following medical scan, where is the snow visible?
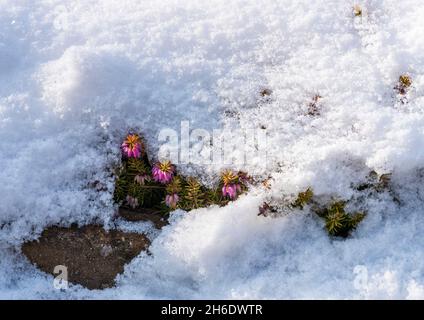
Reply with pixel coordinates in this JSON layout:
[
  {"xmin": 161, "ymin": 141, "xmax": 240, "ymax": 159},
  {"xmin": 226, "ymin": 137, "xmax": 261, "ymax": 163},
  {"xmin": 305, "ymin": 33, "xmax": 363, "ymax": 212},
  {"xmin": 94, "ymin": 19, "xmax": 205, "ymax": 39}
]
[{"xmin": 1, "ymin": 0, "xmax": 424, "ymax": 299}]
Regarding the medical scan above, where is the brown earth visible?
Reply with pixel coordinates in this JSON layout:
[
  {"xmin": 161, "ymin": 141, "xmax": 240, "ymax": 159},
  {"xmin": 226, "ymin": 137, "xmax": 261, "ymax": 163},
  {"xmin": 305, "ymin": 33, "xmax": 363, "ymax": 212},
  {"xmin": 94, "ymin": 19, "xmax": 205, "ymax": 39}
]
[
  {"xmin": 118, "ymin": 207, "xmax": 169, "ymax": 228},
  {"xmin": 22, "ymin": 225, "xmax": 150, "ymax": 290}
]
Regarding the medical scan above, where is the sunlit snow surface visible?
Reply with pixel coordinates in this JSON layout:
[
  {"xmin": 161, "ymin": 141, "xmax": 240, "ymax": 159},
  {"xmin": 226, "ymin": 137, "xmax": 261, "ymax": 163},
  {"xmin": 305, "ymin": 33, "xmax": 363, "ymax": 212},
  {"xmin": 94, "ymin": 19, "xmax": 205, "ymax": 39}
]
[{"xmin": 1, "ymin": 0, "xmax": 424, "ymax": 299}]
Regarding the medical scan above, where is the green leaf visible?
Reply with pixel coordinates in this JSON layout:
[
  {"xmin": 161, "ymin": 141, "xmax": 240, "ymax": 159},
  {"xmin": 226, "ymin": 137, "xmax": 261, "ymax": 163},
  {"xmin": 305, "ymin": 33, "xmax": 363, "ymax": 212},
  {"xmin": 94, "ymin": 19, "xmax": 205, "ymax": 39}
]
[{"xmin": 293, "ymin": 187, "xmax": 314, "ymax": 209}]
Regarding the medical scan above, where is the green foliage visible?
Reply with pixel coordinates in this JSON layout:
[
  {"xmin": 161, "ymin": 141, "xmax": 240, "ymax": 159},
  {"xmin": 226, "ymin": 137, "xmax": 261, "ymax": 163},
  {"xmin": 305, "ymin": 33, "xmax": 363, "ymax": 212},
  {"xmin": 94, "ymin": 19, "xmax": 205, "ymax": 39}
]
[
  {"xmin": 293, "ymin": 188, "xmax": 314, "ymax": 209},
  {"xmin": 205, "ymin": 187, "xmax": 229, "ymax": 207},
  {"xmin": 180, "ymin": 177, "xmax": 205, "ymax": 210},
  {"xmin": 257, "ymin": 183, "xmax": 366, "ymax": 237},
  {"xmin": 113, "ymin": 170, "xmax": 128, "ymax": 203},
  {"xmin": 127, "ymin": 180, "xmax": 165, "ymax": 208},
  {"xmin": 268, "ymin": 186, "xmax": 366, "ymax": 237},
  {"xmin": 399, "ymin": 74, "xmax": 412, "ymax": 88},
  {"xmin": 160, "ymin": 176, "xmax": 231, "ymax": 213},
  {"xmin": 114, "ymin": 134, "xmax": 248, "ymax": 214},
  {"xmin": 324, "ymin": 201, "xmax": 349, "ymax": 236},
  {"xmin": 349, "ymin": 212, "xmax": 366, "ymax": 229},
  {"xmin": 321, "ymin": 201, "xmax": 366, "ymax": 238},
  {"xmin": 127, "ymin": 157, "xmax": 149, "ymax": 176},
  {"xmin": 166, "ymin": 176, "xmax": 182, "ymax": 194},
  {"xmin": 113, "ymin": 156, "xmax": 165, "ymax": 209}
]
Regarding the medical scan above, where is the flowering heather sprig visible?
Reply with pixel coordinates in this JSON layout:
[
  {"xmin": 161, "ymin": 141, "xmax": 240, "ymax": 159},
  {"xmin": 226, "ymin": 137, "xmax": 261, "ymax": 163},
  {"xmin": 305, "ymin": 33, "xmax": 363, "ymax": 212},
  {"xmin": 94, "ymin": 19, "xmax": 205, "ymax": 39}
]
[
  {"xmin": 165, "ymin": 193, "xmax": 180, "ymax": 209},
  {"xmin": 121, "ymin": 134, "xmax": 142, "ymax": 158},
  {"xmin": 134, "ymin": 174, "xmax": 151, "ymax": 185},
  {"xmin": 221, "ymin": 170, "xmax": 242, "ymax": 200},
  {"xmin": 221, "ymin": 170, "xmax": 238, "ymax": 185},
  {"xmin": 222, "ymin": 183, "xmax": 242, "ymax": 200},
  {"xmin": 152, "ymin": 160, "xmax": 175, "ymax": 184},
  {"xmin": 126, "ymin": 195, "xmax": 139, "ymax": 209}
]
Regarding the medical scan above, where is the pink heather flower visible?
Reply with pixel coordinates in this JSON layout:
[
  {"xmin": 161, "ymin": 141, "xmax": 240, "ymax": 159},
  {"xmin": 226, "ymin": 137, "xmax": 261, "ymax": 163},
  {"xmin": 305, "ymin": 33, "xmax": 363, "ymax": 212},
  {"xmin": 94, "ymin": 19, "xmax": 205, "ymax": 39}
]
[
  {"xmin": 134, "ymin": 174, "xmax": 150, "ymax": 185},
  {"xmin": 222, "ymin": 183, "xmax": 242, "ymax": 200},
  {"xmin": 152, "ymin": 160, "xmax": 174, "ymax": 184},
  {"xmin": 121, "ymin": 134, "xmax": 142, "ymax": 158},
  {"xmin": 165, "ymin": 193, "xmax": 179, "ymax": 209},
  {"xmin": 125, "ymin": 195, "xmax": 139, "ymax": 209}
]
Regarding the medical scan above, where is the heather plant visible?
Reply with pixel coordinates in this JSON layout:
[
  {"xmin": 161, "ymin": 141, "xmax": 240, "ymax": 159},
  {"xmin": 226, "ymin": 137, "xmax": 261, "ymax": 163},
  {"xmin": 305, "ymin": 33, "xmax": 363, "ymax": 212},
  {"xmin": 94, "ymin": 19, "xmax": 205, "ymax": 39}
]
[
  {"xmin": 292, "ymin": 187, "xmax": 313, "ymax": 209},
  {"xmin": 264, "ymin": 187, "xmax": 367, "ymax": 238},
  {"xmin": 115, "ymin": 133, "xmax": 369, "ymax": 238},
  {"xmin": 114, "ymin": 133, "xmax": 248, "ymax": 214},
  {"xmin": 394, "ymin": 74, "xmax": 412, "ymax": 104},
  {"xmin": 296, "ymin": 188, "xmax": 366, "ymax": 237},
  {"xmin": 318, "ymin": 201, "xmax": 366, "ymax": 237},
  {"xmin": 113, "ymin": 156, "xmax": 166, "ymax": 210}
]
